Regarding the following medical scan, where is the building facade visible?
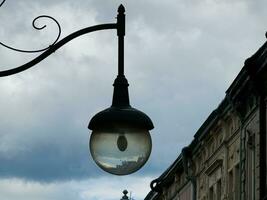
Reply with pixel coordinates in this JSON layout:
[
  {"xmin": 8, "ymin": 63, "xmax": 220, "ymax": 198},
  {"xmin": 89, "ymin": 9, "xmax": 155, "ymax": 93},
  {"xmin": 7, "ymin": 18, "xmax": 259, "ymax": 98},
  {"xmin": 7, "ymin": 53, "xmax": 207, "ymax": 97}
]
[{"xmin": 145, "ymin": 38, "xmax": 267, "ymax": 200}]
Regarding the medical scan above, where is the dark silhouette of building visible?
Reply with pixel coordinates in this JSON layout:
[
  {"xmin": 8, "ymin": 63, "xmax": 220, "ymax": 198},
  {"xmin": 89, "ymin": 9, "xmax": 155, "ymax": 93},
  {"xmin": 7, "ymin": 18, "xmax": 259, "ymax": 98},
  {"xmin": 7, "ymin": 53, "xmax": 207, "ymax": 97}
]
[{"xmin": 145, "ymin": 36, "xmax": 267, "ymax": 200}]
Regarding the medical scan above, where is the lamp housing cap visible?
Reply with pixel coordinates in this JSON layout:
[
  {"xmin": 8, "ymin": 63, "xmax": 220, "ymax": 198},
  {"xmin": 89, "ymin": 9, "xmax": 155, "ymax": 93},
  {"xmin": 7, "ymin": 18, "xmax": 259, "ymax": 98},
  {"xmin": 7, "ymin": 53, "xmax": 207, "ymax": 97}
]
[{"xmin": 88, "ymin": 106, "xmax": 154, "ymax": 131}]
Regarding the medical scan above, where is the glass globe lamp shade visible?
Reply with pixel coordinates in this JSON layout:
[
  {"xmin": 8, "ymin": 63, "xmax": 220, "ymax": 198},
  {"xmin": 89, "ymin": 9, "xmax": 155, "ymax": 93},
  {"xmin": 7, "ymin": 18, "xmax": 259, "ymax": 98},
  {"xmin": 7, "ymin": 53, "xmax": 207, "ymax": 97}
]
[
  {"xmin": 90, "ymin": 127, "xmax": 152, "ymax": 175},
  {"xmin": 88, "ymin": 106, "xmax": 154, "ymax": 175}
]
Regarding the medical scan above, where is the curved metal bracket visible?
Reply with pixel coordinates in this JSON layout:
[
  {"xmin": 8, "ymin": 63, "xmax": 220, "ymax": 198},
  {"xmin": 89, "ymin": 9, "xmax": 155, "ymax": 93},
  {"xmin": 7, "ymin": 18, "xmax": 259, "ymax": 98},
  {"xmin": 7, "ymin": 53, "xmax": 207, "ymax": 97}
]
[
  {"xmin": 0, "ymin": 1, "xmax": 127, "ymax": 77},
  {"xmin": 0, "ymin": 23, "xmax": 117, "ymax": 77}
]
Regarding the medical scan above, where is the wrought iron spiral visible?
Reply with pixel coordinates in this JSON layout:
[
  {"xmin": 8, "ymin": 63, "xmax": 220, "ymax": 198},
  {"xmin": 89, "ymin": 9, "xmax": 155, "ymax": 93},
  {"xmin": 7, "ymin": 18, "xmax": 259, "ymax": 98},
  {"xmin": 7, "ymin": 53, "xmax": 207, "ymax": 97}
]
[
  {"xmin": 0, "ymin": 15, "xmax": 61, "ymax": 53},
  {"xmin": 0, "ymin": 0, "xmax": 61, "ymax": 53}
]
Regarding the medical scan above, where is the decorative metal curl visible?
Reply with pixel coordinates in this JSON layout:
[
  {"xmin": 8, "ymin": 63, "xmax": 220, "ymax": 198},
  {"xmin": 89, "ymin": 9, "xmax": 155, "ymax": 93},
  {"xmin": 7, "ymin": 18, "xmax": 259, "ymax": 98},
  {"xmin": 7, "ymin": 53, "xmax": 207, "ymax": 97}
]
[{"xmin": 0, "ymin": 15, "xmax": 61, "ymax": 53}]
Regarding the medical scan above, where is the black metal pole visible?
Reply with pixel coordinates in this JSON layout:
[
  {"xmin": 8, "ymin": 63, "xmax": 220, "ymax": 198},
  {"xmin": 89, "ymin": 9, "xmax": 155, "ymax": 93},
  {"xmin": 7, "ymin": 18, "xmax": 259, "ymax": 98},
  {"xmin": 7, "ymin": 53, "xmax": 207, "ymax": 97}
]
[{"xmin": 117, "ymin": 4, "xmax": 125, "ymax": 77}]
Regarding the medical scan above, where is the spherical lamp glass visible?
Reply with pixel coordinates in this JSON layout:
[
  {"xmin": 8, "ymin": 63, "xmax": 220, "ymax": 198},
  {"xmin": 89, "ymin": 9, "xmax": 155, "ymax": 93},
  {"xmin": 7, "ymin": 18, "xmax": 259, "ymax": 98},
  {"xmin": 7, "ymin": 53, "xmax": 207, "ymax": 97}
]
[{"xmin": 90, "ymin": 127, "xmax": 152, "ymax": 175}]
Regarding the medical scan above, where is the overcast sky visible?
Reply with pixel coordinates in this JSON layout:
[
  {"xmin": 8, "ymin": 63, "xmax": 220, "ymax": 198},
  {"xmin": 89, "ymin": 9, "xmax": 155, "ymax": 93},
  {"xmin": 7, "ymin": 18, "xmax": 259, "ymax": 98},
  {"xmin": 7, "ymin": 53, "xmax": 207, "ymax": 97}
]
[{"xmin": 0, "ymin": 0, "xmax": 267, "ymax": 199}]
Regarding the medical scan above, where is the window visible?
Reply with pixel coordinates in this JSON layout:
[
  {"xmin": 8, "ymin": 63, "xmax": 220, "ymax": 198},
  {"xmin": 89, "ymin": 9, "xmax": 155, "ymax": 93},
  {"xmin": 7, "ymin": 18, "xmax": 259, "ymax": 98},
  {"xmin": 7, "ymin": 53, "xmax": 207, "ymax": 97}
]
[
  {"xmin": 178, "ymin": 182, "xmax": 192, "ymax": 200},
  {"xmin": 217, "ymin": 179, "xmax": 221, "ymax": 200},
  {"xmin": 234, "ymin": 164, "xmax": 240, "ymax": 200},
  {"xmin": 209, "ymin": 187, "xmax": 214, "ymax": 200},
  {"xmin": 247, "ymin": 136, "xmax": 255, "ymax": 200},
  {"xmin": 229, "ymin": 170, "xmax": 233, "ymax": 200}
]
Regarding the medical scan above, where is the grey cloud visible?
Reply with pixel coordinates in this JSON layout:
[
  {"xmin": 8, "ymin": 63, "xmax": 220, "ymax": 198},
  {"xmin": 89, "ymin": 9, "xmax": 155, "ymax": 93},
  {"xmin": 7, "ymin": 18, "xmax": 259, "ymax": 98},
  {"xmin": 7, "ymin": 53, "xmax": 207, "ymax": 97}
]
[{"xmin": 0, "ymin": 0, "xmax": 266, "ymax": 186}]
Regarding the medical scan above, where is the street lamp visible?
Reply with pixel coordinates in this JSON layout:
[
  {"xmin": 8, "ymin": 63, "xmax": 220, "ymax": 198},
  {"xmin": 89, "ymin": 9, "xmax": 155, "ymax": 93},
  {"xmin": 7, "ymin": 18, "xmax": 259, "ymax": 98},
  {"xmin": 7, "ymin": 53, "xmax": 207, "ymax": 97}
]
[{"xmin": 0, "ymin": 2, "xmax": 153, "ymax": 175}]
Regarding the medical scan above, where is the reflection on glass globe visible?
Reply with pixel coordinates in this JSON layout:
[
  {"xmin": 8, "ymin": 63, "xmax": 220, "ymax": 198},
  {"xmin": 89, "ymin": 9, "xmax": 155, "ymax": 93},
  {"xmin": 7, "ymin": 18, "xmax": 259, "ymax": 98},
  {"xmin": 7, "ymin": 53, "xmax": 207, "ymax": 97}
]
[{"xmin": 89, "ymin": 129, "xmax": 152, "ymax": 175}]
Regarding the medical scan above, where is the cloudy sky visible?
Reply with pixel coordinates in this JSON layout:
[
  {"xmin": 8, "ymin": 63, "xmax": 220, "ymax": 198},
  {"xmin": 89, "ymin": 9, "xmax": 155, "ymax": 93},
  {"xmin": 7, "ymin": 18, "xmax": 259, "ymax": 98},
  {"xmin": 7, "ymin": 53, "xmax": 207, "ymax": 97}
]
[{"xmin": 0, "ymin": 0, "xmax": 267, "ymax": 199}]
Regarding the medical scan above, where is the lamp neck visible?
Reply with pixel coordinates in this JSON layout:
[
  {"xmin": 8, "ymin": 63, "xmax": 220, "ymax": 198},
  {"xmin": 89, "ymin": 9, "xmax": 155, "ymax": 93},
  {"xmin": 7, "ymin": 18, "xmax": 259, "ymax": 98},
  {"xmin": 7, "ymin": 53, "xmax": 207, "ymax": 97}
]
[{"xmin": 112, "ymin": 75, "xmax": 130, "ymax": 107}]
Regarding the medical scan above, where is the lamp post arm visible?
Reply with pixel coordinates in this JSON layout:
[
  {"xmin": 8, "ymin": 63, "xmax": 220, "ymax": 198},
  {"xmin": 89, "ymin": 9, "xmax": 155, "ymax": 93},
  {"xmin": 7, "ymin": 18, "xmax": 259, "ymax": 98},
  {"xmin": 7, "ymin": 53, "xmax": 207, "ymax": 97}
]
[{"xmin": 0, "ymin": 23, "xmax": 117, "ymax": 77}]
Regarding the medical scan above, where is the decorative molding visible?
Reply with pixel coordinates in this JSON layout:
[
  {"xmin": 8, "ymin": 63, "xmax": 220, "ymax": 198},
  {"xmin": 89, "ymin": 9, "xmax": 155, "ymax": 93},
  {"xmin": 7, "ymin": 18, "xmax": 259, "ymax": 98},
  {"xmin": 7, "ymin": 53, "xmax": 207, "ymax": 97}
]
[{"xmin": 205, "ymin": 159, "xmax": 223, "ymax": 176}]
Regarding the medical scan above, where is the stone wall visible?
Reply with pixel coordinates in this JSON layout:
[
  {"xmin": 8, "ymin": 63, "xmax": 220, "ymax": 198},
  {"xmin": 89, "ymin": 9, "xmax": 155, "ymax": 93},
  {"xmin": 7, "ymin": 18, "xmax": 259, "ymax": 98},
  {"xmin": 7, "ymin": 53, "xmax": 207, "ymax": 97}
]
[{"xmin": 159, "ymin": 106, "xmax": 260, "ymax": 200}]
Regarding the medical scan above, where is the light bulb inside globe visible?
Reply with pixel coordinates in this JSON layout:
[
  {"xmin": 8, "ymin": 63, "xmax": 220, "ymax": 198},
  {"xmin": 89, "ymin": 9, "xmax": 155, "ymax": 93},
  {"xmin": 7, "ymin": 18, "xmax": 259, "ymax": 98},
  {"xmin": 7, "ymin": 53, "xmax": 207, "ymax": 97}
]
[
  {"xmin": 117, "ymin": 134, "xmax": 128, "ymax": 152},
  {"xmin": 89, "ymin": 128, "xmax": 152, "ymax": 175}
]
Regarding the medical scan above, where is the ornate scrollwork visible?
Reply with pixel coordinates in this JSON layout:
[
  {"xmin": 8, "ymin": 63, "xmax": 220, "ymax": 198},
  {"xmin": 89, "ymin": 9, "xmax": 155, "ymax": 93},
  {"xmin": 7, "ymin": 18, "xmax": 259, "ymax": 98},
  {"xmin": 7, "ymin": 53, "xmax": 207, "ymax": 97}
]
[
  {"xmin": 0, "ymin": 14, "xmax": 61, "ymax": 53},
  {"xmin": 0, "ymin": 0, "xmax": 118, "ymax": 77}
]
